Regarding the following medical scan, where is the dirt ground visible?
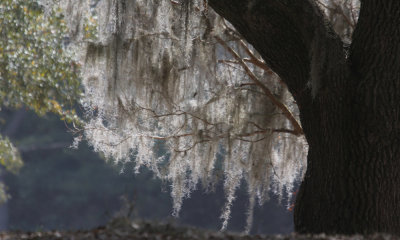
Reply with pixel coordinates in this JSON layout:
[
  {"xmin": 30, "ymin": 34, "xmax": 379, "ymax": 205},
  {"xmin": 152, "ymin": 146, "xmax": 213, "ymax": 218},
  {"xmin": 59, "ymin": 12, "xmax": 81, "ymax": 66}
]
[{"xmin": 0, "ymin": 218, "xmax": 398, "ymax": 240}]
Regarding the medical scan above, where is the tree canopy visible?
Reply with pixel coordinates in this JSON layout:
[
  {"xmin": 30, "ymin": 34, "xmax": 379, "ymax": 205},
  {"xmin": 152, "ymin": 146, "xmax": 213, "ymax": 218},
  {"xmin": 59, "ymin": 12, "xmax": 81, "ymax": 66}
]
[
  {"xmin": 58, "ymin": 0, "xmax": 362, "ymax": 233},
  {"xmin": 0, "ymin": 0, "xmax": 81, "ymax": 201},
  {"xmin": 7, "ymin": 0, "xmax": 399, "ymax": 235}
]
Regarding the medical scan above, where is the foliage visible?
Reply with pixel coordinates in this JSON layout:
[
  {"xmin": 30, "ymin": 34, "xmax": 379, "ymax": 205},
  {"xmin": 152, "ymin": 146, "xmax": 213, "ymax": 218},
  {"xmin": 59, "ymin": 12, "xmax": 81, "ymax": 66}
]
[
  {"xmin": 0, "ymin": 0, "xmax": 81, "ymax": 120},
  {"xmin": 0, "ymin": 0, "xmax": 82, "ymax": 202},
  {"xmin": 0, "ymin": 136, "xmax": 22, "ymax": 174},
  {"xmin": 60, "ymin": 0, "xmax": 361, "ymax": 233},
  {"xmin": 63, "ymin": 1, "xmax": 306, "ymax": 232}
]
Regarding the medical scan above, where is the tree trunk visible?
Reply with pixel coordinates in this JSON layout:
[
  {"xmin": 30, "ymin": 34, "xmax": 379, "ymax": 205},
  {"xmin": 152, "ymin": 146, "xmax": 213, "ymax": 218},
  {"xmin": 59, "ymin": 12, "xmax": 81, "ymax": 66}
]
[
  {"xmin": 295, "ymin": 2, "xmax": 400, "ymax": 234},
  {"xmin": 209, "ymin": 0, "xmax": 400, "ymax": 235}
]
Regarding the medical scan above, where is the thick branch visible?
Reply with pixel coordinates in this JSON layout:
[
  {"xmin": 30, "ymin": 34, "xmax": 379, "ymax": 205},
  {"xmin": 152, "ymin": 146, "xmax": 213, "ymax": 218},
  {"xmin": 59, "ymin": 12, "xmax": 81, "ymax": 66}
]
[
  {"xmin": 349, "ymin": 1, "xmax": 400, "ymax": 138},
  {"xmin": 209, "ymin": 0, "xmax": 346, "ymax": 104},
  {"xmin": 350, "ymin": 1, "xmax": 400, "ymax": 82}
]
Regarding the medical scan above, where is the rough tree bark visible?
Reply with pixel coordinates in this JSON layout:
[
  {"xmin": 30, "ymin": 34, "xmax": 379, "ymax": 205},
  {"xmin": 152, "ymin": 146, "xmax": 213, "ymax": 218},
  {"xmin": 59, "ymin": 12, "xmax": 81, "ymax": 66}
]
[{"xmin": 209, "ymin": 0, "xmax": 400, "ymax": 235}]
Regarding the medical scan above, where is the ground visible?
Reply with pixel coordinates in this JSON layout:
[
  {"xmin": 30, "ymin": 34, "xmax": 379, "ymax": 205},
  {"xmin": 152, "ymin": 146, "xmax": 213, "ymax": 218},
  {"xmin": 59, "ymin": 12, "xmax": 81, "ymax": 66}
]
[{"xmin": 0, "ymin": 218, "xmax": 398, "ymax": 240}]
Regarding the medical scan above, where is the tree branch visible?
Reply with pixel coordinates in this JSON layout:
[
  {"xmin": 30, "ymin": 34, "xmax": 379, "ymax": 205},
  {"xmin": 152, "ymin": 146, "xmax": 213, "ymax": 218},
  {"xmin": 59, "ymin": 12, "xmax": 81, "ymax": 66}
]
[
  {"xmin": 208, "ymin": 0, "xmax": 346, "ymax": 105},
  {"xmin": 350, "ymin": 1, "xmax": 400, "ymax": 83},
  {"xmin": 215, "ymin": 36, "xmax": 303, "ymax": 135}
]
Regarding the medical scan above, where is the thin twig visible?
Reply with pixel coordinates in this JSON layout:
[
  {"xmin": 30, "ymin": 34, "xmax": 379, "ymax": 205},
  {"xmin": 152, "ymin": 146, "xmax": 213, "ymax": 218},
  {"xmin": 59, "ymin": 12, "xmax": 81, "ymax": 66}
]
[{"xmin": 215, "ymin": 36, "xmax": 303, "ymax": 136}]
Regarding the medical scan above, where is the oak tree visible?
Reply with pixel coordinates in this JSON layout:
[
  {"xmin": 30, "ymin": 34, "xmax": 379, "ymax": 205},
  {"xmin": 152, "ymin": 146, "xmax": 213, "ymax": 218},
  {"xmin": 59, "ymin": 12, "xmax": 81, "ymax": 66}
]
[
  {"xmin": 63, "ymin": 0, "xmax": 399, "ymax": 235},
  {"xmin": 208, "ymin": 0, "xmax": 400, "ymax": 235}
]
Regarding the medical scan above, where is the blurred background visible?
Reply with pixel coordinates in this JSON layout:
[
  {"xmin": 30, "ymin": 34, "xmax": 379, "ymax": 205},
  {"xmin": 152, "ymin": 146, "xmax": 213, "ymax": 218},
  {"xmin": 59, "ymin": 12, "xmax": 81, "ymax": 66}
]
[{"xmin": 0, "ymin": 108, "xmax": 294, "ymax": 234}]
